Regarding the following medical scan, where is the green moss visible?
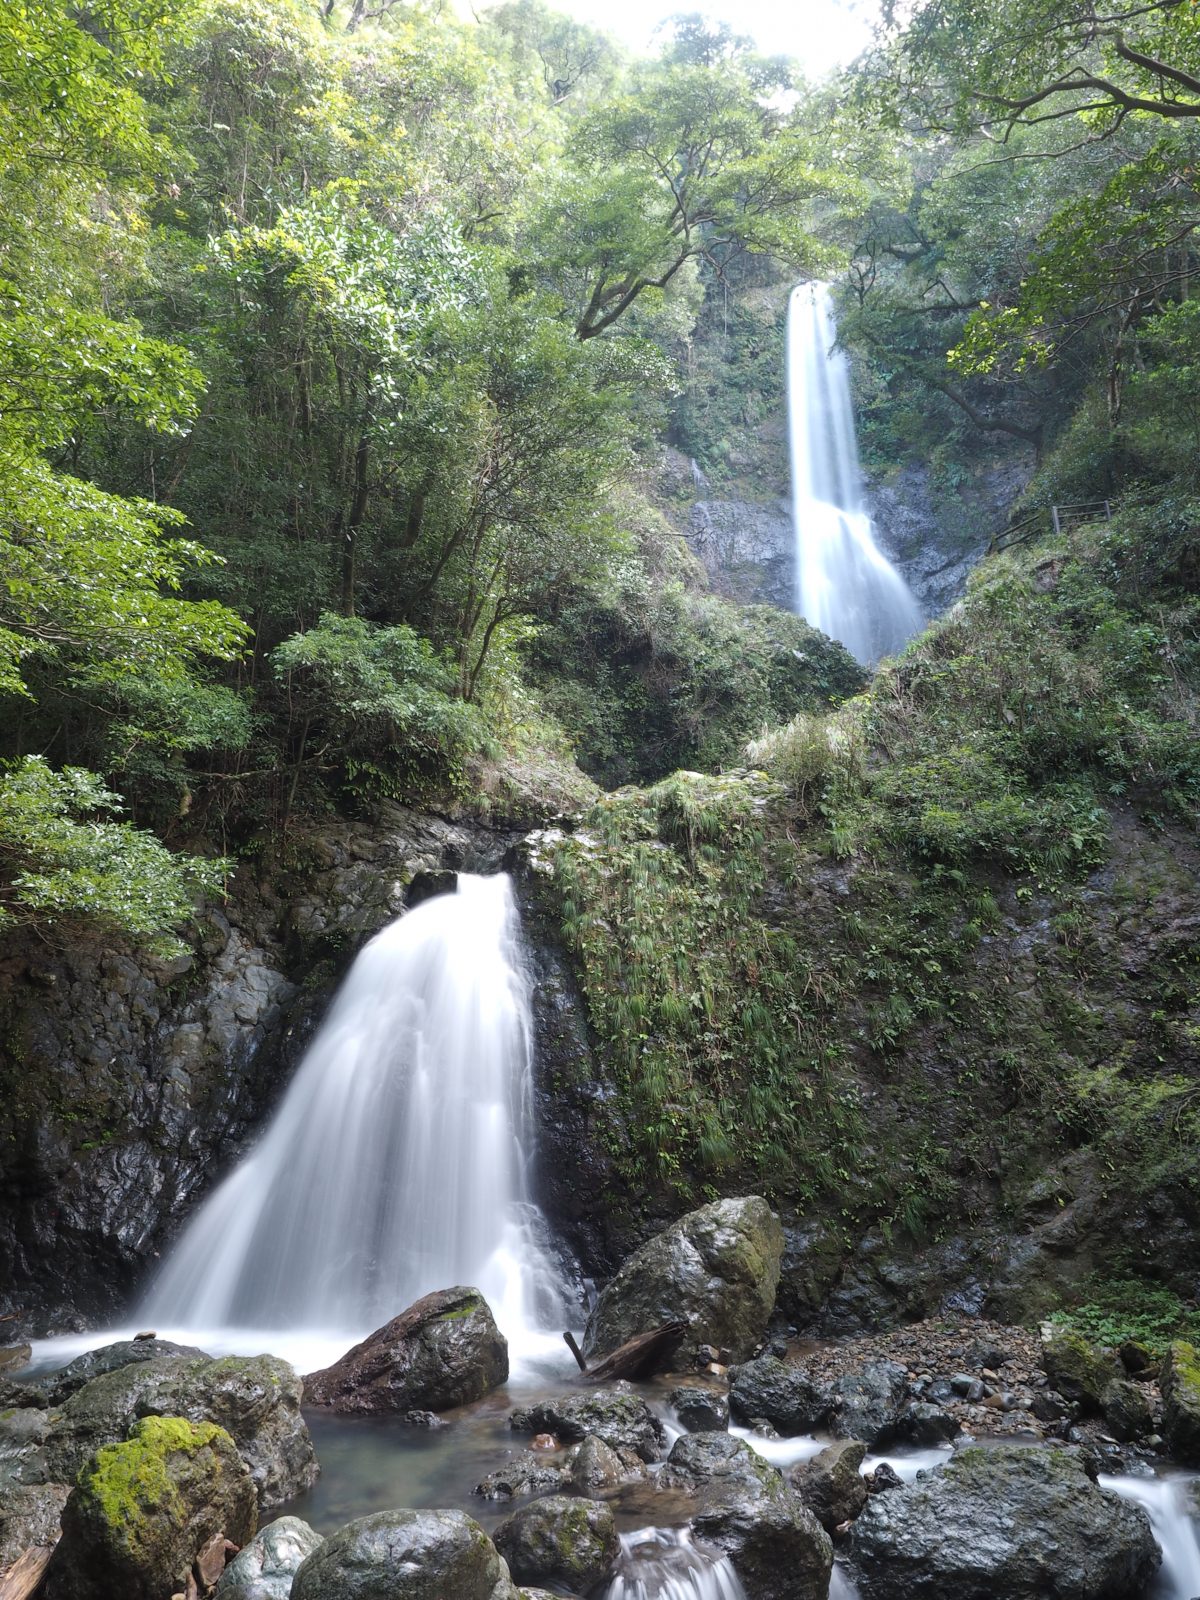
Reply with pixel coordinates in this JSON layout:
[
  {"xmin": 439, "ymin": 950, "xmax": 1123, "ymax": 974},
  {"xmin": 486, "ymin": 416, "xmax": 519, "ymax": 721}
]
[{"xmin": 81, "ymin": 1416, "xmax": 226, "ymax": 1539}]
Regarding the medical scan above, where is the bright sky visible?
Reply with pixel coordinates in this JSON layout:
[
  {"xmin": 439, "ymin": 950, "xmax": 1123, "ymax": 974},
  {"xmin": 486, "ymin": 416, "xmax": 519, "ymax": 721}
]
[{"xmin": 556, "ymin": 0, "xmax": 882, "ymax": 78}]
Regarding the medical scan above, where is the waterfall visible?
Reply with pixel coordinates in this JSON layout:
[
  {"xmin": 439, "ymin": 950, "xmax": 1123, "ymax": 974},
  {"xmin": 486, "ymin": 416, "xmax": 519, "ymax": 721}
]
[
  {"xmin": 787, "ymin": 282, "xmax": 923, "ymax": 665},
  {"xmin": 604, "ymin": 1529, "xmax": 747, "ymax": 1600},
  {"xmin": 140, "ymin": 873, "xmax": 568, "ymax": 1350},
  {"xmin": 1103, "ymin": 1474, "xmax": 1200, "ymax": 1600}
]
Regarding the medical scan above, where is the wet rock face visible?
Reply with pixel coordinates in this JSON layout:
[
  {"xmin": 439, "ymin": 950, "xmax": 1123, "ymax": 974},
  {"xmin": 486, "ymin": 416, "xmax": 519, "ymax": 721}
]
[
  {"xmin": 509, "ymin": 1385, "xmax": 666, "ymax": 1464},
  {"xmin": 44, "ymin": 1351, "xmax": 317, "ymax": 1510},
  {"xmin": 303, "ymin": 1287, "xmax": 508, "ymax": 1416},
  {"xmin": 729, "ymin": 1356, "xmax": 833, "ymax": 1436},
  {"xmin": 583, "ymin": 1196, "xmax": 785, "ymax": 1368},
  {"xmin": 493, "ymin": 1495, "xmax": 618, "ymax": 1594},
  {"xmin": 848, "ymin": 1445, "xmax": 1160, "ymax": 1600},
  {"xmin": 44, "ymin": 1416, "xmax": 257, "ymax": 1600},
  {"xmin": 669, "ymin": 1384, "xmax": 730, "ymax": 1433},
  {"xmin": 790, "ymin": 1440, "xmax": 868, "ymax": 1533},
  {"xmin": 290, "ymin": 1508, "xmax": 519, "ymax": 1600},
  {"xmin": 213, "ymin": 1515, "xmax": 324, "ymax": 1600},
  {"xmin": 687, "ymin": 499, "xmax": 796, "ymax": 611},
  {"xmin": 0, "ymin": 805, "xmax": 508, "ymax": 1336},
  {"xmin": 0, "ymin": 1482, "xmax": 69, "ymax": 1568}
]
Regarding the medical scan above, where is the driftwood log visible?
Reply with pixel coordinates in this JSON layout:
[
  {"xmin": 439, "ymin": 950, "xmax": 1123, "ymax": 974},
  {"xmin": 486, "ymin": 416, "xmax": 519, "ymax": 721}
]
[
  {"xmin": 0, "ymin": 1547, "xmax": 53, "ymax": 1600},
  {"xmin": 563, "ymin": 1320, "xmax": 688, "ymax": 1382}
]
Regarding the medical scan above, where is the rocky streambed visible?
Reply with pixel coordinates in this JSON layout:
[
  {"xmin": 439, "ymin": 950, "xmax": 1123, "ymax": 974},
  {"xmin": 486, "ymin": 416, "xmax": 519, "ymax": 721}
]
[{"xmin": 3, "ymin": 1198, "xmax": 1199, "ymax": 1599}]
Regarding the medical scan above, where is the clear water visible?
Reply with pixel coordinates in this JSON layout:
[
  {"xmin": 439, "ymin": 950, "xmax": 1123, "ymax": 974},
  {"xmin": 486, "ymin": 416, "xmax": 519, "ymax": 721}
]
[
  {"xmin": 137, "ymin": 873, "xmax": 572, "ymax": 1350},
  {"xmin": 787, "ymin": 282, "xmax": 923, "ymax": 665}
]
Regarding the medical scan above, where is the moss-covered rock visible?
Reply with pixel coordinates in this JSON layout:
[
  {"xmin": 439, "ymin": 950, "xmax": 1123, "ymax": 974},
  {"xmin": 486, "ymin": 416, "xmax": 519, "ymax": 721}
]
[
  {"xmin": 44, "ymin": 1416, "xmax": 256, "ymax": 1600},
  {"xmin": 1161, "ymin": 1340, "xmax": 1200, "ymax": 1464},
  {"xmin": 493, "ymin": 1495, "xmax": 618, "ymax": 1594},
  {"xmin": 583, "ymin": 1195, "xmax": 785, "ymax": 1367},
  {"xmin": 1040, "ymin": 1329, "xmax": 1121, "ymax": 1411}
]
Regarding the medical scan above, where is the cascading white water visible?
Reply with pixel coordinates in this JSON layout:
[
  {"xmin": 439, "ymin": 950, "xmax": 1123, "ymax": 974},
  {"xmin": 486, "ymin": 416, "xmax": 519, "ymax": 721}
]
[
  {"xmin": 1104, "ymin": 1475, "xmax": 1200, "ymax": 1600},
  {"xmin": 140, "ymin": 873, "xmax": 567, "ymax": 1351},
  {"xmin": 604, "ymin": 1529, "xmax": 747, "ymax": 1600},
  {"xmin": 787, "ymin": 282, "xmax": 923, "ymax": 665}
]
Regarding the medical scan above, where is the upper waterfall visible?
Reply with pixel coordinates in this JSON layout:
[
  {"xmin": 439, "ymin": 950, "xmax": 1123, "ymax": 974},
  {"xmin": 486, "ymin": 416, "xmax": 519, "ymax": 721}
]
[
  {"xmin": 140, "ymin": 873, "xmax": 568, "ymax": 1347},
  {"xmin": 787, "ymin": 282, "xmax": 923, "ymax": 664}
]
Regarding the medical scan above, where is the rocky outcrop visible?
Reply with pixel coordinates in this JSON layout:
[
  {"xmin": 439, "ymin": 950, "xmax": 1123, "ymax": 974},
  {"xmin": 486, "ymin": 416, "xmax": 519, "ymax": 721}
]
[
  {"xmin": 42, "ymin": 1350, "xmax": 317, "ymax": 1510},
  {"xmin": 509, "ymin": 1385, "xmax": 665, "ymax": 1463},
  {"xmin": 303, "ymin": 1288, "xmax": 508, "ymax": 1415},
  {"xmin": 291, "ymin": 1509, "xmax": 519, "ymax": 1600},
  {"xmin": 44, "ymin": 1416, "xmax": 256, "ymax": 1600},
  {"xmin": 688, "ymin": 500, "xmax": 795, "ymax": 611},
  {"xmin": 214, "ymin": 1516, "xmax": 324, "ymax": 1600},
  {"xmin": 583, "ymin": 1196, "xmax": 785, "ymax": 1367},
  {"xmin": 848, "ymin": 1445, "xmax": 1160, "ymax": 1600},
  {"xmin": 662, "ymin": 1432, "xmax": 833, "ymax": 1600},
  {"xmin": 493, "ymin": 1496, "xmax": 618, "ymax": 1594}
]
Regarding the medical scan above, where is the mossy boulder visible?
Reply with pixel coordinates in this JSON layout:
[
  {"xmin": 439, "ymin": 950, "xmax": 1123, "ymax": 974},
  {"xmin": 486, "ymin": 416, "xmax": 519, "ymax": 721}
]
[
  {"xmin": 1161, "ymin": 1340, "xmax": 1200, "ymax": 1464},
  {"xmin": 303, "ymin": 1287, "xmax": 508, "ymax": 1415},
  {"xmin": 44, "ymin": 1416, "xmax": 257, "ymax": 1600},
  {"xmin": 214, "ymin": 1515, "xmax": 324, "ymax": 1600},
  {"xmin": 291, "ymin": 1508, "xmax": 519, "ymax": 1600},
  {"xmin": 493, "ymin": 1495, "xmax": 618, "ymax": 1593},
  {"xmin": 583, "ymin": 1196, "xmax": 785, "ymax": 1369},
  {"xmin": 848, "ymin": 1445, "xmax": 1159, "ymax": 1600},
  {"xmin": 44, "ymin": 1352, "xmax": 316, "ymax": 1509},
  {"xmin": 1101, "ymin": 1378, "xmax": 1153, "ymax": 1443},
  {"xmin": 1040, "ymin": 1328, "xmax": 1121, "ymax": 1411}
]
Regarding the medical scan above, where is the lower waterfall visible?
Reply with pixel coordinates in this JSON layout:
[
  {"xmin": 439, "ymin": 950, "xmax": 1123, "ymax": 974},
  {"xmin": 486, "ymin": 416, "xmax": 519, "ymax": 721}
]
[
  {"xmin": 140, "ymin": 873, "xmax": 568, "ymax": 1354},
  {"xmin": 604, "ymin": 1529, "xmax": 747, "ymax": 1600}
]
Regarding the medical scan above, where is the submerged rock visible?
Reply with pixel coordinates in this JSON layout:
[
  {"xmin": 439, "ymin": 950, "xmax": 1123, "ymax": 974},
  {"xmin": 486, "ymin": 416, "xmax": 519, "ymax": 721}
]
[
  {"xmin": 848, "ymin": 1444, "xmax": 1160, "ymax": 1600},
  {"xmin": 728, "ymin": 1355, "xmax": 832, "ymax": 1434},
  {"xmin": 473, "ymin": 1451, "xmax": 570, "ymax": 1502},
  {"xmin": 44, "ymin": 1415, "xmax": 257, "ymax": 1600},
  {"xmin": 1161, "ymin": 1339, "xmax": 1200, "ymax": 1463},
  {"xmin": 493, "ymin": 1495, "xmax": 618, "ymax": 1593},
  {"xmin": 582, "ymin": 1196, "xmax": 785, "ymax": 1369},
  {"xmin": 509, "ymin": 1384, "xmax": 665, "ymax": 1463},
  {"xmin": 291, "ymin": 1508, "xmax": 519, "ymax": 1600},
  {"xmin": 303, "ymin": 1286, "xmax": 508, "ymax": 1416},
  {"xmin": 791, "ymin": 1440, "xmax": 868, "ymax": 1533},
  {"xmin": 662, "ymin": 1432, "xmax": 832, "ymax": 1600},
  {"xmin": 45, "ymin": 1352, "xmax": 317, "ymax": 1509},
  {"xmin": 214, "ymin": 1515, "xmax": 324, "ymax": 1600}
]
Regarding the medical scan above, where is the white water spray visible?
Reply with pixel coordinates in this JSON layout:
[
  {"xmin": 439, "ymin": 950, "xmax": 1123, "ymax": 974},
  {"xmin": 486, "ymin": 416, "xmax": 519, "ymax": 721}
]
[
  {"xmin": 1104, "ymin": 1474, "xmax": 1200, "ymax": 1600},
  {"xmin": 787, "ymin": 282, "xmax": 922, "ymax": 665},
  {"xmin": 140, "ymin": 874, "xmax": 568, "ymax": 1354},
  {"xmin": 605, "ymin": 1529, "xmax": 747, "ymax": 1600}
]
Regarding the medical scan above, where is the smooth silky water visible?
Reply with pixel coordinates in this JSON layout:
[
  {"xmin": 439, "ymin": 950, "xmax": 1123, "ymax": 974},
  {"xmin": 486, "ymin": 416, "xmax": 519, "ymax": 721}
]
[{"xmin": 787, "ymin": 283, "xmax": 923, "ymax": 665}]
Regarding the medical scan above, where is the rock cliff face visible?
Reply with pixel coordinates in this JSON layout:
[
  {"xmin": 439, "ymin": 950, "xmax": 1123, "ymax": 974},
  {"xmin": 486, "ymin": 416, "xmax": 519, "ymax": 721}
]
[
  {"xmin": 0, "ymin": 805, "xmax": 515, "ymax": 1336},
  {"xmin": 682, "ymin": 452, "xmax": 1031, "ymax": 627}
]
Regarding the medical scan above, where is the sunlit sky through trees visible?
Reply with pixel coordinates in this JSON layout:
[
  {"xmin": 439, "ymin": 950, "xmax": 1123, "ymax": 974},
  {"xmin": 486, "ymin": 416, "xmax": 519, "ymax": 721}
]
[{"xmin": 541, "ymin": 0, "xmax": 879, "ymax": 74}]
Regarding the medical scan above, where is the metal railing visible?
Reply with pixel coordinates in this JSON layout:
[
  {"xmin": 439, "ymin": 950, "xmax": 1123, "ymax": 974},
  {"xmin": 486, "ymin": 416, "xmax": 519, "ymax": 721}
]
[{"xmin": 987, "ymin": 498, "xmax": 1112, "ymax": 555}]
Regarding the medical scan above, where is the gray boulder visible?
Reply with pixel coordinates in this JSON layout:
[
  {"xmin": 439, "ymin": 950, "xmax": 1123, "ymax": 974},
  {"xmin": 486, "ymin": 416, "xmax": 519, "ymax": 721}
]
[
  {"xmin": 214, "ymin": 1515, "xmax": 324, "ymax": 1600},
  {"xmin": 304, "ymin": 1287, "xmax": 508, "ymax": 1415},
  {"xmin": 568, "ymin": 1435, "xmax": 633, "ymax": 1494},
  {"xmin": 848, "ymin": 1444, "xmax": 1160, "ymax": 1600},
  {"xmin": 493, "ymin": 1495, "xmax": 618, "ymax": 1593},
  {"xmin": 669, "ymin": 1384, "xmax": 729, "ymax": 1432},
  {"xmin": 583, "ymin": 1197, "xmax": 785, "ymax": 1368},
  {"xmin": 1101, "ymin": 1378, "xmax": 1153, "ymax": 1443},
  {"xmin": 45, "ymin": 1352, "xmax": 317, "ymax": 1509},
  {"xmin": 0, "ymin": 1405, "xmax": 53, "ymax": 1487},
  {"xmin": 791, "ymin": 1440, "xmax": 868, "ymax": 1532},
  {"xmin": 509, "ymin": 1385, "xmax": 665, "ymax": 1462},
  {"xmin": 728, "ymin": 1356, "xmax": 832, "ymax": 1435},
  {"xmin": 829, "ymin": 1362, "xmax": 909, "ymax": 1446},
  {"xmin": 33, "ymin": 1339, "xmax": 210, "ymax": 1405},
  {"xmin": 291, "ymin": 1508, "xmax": 518, "ymax": 1600},
  {"xmin": 662, "ymin": 1432, "xmax": 833, "ymax": 1600},
  {"xmin": 474, "ymin": 1452, "xmax": 570, "ymax": 1502},
  {"xmin": 44, "ymin": 1416, "xmax": 257, "ymax": 1600},
  {"xmin": 887, "ymin": 1402, "xmax": 959, "ymax": 1447}
]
